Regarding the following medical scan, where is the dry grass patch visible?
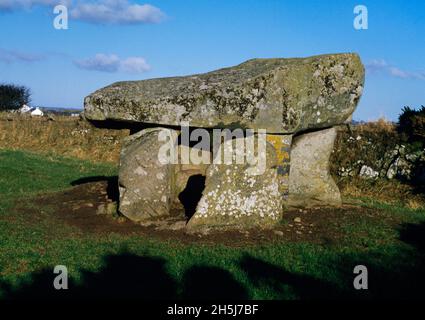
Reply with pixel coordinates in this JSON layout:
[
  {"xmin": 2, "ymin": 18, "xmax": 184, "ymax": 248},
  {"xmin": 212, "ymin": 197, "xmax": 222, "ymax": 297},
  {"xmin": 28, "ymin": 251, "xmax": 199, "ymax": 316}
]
[{"xmin": 0, "ymin": 113, "xmax": 128, "ymax": 163}]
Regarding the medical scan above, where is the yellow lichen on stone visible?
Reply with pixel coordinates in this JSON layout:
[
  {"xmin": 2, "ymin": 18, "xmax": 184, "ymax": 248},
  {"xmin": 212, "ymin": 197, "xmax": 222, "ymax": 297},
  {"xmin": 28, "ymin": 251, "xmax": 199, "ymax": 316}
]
[
  {"xmin": 266, "ymin": 134, "xmax": 292, "ymax": 199},
  {"xmin": 266, "ymin": 135, "xmax": 291, "ymax": 165}
]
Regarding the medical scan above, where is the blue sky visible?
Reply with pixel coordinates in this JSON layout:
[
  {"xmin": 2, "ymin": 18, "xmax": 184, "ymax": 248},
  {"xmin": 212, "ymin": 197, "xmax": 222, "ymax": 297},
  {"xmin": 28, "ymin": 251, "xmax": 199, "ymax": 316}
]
[{"xmin": 0, "ymin": 0, "xmax": 424, "ymax": 121}]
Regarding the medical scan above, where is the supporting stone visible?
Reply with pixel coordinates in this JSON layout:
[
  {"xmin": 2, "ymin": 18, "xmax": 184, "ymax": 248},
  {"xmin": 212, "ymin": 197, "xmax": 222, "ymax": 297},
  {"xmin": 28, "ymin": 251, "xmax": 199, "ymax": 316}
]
[
  {"xmin": 186, "ymin": 134, "xmax": 289, "ymax": 231},
  {"xmin": 118, "ymin": 128, "xmax": 178, "ymax": 222},
  {"xmin": 288, "ymin": 127, "xmax": 341, "ymax": 207}
]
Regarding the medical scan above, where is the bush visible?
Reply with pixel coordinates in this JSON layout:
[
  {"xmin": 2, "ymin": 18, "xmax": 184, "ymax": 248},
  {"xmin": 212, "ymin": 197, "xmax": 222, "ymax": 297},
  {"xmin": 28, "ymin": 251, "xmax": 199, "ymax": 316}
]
[
  {"xmin": 397, "ymin": 106, "xmax": 425, "ymax": 148},
  {"xmin": 0, "ymin": 84, "xmax": 31, "ymax": 111}
]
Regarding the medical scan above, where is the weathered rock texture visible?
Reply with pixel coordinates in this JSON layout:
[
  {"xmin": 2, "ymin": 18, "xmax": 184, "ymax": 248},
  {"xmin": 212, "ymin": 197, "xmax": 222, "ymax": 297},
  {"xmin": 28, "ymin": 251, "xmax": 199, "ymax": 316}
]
[
  {"xmin": 288, "ymin": 128, "xmax": 342, "ymax": 207},
  {"xmin": 119, "ymin": 128, "xmax": 177, "ymax": 222},
  {"xmin": 187, "ymin": 135, "xmax": 291, "ymax": 231},
  {"xmin": 85, "ymin": 53, "xmax": 364, "ymax": 134},
  {"xmin": 84, "ymin": 53, "xmax": 365, "ymax": 231}
]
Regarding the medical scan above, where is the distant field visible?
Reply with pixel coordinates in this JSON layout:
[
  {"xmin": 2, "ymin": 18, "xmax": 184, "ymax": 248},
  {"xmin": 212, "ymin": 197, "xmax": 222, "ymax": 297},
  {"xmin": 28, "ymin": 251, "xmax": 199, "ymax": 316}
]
[{"xmin": 1, "ymin": 149, "xmax": 425, "ymax": 299}]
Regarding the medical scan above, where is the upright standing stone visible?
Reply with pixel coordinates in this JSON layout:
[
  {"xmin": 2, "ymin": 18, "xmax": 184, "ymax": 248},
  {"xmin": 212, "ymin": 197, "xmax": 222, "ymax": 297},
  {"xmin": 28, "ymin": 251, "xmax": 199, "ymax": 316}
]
[
  {"xmin": 187, "ymin": 134, "xmax": 287, "ymax": 231},
  {"xmin": 119, "ymin": 128, "xmax": 178, "ymax": 222},
  {"xmin": 288, "ymin": 127, "xmax": 341, "ymax": 207}
]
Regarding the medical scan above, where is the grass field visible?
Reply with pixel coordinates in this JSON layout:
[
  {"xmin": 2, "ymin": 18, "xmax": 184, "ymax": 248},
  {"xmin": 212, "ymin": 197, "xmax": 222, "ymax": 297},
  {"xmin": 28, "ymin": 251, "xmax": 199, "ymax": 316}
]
[{"xmin": 1, "ymin": 149, "xmax": 424, "ymax": 300}]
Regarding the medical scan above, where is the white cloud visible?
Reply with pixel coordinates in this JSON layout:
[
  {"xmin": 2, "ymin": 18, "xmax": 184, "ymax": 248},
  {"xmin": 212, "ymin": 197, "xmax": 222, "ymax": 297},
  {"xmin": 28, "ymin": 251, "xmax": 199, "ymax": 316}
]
[
  {"xmin": 74, "ymin": 53, "xmax": 150, "ymax": 73},
  {"xmin": 366, "ymin": 59, "xmax": 425, "ymax": 80},
  {"xmin": 0, "ymin": 0, "xmax": 69, "ymax": 11},
  {"xmin": 119, "ymin": 56, "xmax": 151, "ymax": 73},
  {"xmin": 0, "ymin": 49, "xmax": 151, "ymax": 73},
  {"xmin": 365, "ymin": 59, "xmax": 388, "ymax": 73},
  {"xmin": 70, "ymin": 0, "xmax": 165, "ymax": 25},
  {"xmin": 388, "ymin": 67, "xmax": 412, "ymax": 79},
  {"xmin": 0, "ymin": 48, "xmax": 45, "ymax": 63},
  {"xmin": 0, "ymin": 0, "xmax": 165, "ymax": 25}
]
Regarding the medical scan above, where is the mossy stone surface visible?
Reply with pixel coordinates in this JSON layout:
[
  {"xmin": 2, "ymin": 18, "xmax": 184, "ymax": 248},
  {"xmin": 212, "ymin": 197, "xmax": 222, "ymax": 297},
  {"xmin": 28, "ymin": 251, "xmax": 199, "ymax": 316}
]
[{"xmin": 84, "ymin": 53, "xmax": 364, "ymax": 134}]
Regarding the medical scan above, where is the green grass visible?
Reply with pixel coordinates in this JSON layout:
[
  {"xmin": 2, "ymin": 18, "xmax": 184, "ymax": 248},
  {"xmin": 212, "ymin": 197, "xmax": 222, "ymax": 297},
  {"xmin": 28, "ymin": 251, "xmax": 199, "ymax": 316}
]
[
  {"xmin": 1, "ymin": 149, "xmax": 425, "ymax": 300},
  {"xmin": 0, "ymin": 149, "xmax": 116, "ymax": 197}
]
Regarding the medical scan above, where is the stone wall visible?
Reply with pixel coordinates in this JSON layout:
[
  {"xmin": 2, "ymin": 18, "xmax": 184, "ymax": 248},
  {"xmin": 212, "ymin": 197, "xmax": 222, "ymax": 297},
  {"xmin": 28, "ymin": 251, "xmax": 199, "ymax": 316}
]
[{"xmin": 331, "ymin": 122, "xmax": 425, "ymax": 184}]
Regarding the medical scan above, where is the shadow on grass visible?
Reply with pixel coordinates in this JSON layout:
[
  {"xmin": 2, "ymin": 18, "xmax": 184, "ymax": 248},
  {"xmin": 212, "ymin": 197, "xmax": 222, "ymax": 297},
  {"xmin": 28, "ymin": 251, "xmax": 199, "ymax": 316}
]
[
  {"xmin": 2, "ymin": 222, "xmax": 425, "ymax": 300},
  {"xmin": 399, "ymin": 221, "xmax": 425, "ymax": 253},
  {"xmin": 239, "ymin": 256, "xmax": 352, "ymax": 299},
  {"xmin": 182, "ymin": 265, "xmax": 248, "ymax": 300},
  {"xmin": 1, "ymin": 253, "xmax": 174, "ymax": 300},
  {"xmin": 0, "ymin": 252, "xmax": 248, "ymax": 300},
  {"xmin": 366, "ymin": 221, "xmax": 425, "ymax": 299}
]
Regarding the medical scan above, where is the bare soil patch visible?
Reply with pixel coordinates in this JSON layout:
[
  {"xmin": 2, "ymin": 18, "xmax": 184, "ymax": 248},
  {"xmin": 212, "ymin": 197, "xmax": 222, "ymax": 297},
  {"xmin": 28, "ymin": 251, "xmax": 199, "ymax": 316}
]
[{"xmin": 18, "ymin": 180, "xmax": 399, "ymax": 247}]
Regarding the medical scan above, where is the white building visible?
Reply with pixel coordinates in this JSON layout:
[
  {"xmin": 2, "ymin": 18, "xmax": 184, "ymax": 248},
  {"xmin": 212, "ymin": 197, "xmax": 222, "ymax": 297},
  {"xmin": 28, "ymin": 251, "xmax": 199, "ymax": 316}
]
[
  {"xmin": 19, "ymin": 104, "xmax": 32, "ymax": 113},
  {"xmin": 30, "ymin": 107, "xmax": 44, "ymax": 116}
]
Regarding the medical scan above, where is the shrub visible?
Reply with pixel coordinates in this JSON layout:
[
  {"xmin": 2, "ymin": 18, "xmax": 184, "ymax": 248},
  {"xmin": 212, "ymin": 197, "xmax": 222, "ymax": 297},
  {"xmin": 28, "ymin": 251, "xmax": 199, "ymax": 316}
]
[
  {"xmin": 0, "ymin": 84, "xmax": 31, "ymax": 111},
  {"xmin": 397, "ymin": 106, "xmax": 425, "ymax": 147}
]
